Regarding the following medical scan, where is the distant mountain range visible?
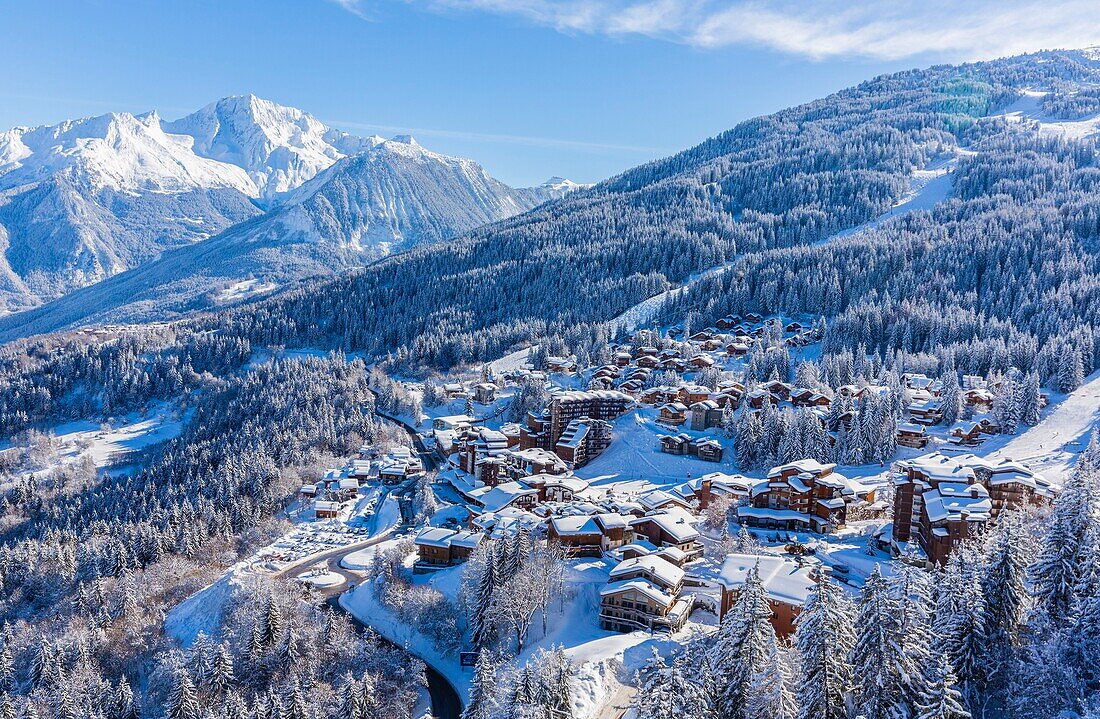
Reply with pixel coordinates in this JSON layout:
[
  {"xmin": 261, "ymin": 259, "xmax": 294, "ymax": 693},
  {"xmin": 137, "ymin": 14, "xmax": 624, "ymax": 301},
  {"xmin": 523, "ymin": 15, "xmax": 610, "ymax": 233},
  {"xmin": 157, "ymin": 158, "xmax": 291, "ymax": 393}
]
[{"xmin": 0, "ymin": 95, "xmax": 581, "ymax": 317}]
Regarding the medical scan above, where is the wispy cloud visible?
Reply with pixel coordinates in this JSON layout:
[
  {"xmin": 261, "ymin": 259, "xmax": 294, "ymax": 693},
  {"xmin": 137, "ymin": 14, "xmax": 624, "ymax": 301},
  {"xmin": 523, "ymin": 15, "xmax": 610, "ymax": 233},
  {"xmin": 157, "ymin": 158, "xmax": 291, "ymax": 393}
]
[
  {"xmin": 327, "ymin": 118, "xmax": 668, "ymax": 154},
  {"xmin": 326, "ymin": 0, "xmax": 374, "ymax": 20},
  {"xmin": 336, "ymin": 0, "xmax": 1100, "ymax": 61}
]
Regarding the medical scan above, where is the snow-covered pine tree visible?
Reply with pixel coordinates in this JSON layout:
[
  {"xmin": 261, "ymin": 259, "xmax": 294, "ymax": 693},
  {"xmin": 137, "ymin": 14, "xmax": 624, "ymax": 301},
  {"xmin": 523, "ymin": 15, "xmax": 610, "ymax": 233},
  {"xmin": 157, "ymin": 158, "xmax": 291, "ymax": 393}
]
[
  {"xmin": 936, "ymin": 548, "xmax": 988, "ymax": 709},
  {"xmin": 462, "ymin": 649, "xmax": 497, "ymax": 719},
  {"xmin": 166, "ymin": 667, "xmax": 200, "ymax": 719},
  {"xmin": 916, "ymin": 653, "xmax": 970, "ymax": 719},
  {"xmin": 849, "ymin": 565, "xmax": 909, "ymax": 719},
  {"xmin": 981, "ymin": 513, "xmax": 1028, "ymax": 665},
  {"xmin": 1031, "ymin": 458, "xmax": 1096, "ymax": 624},
  {"xmin": 710, "ymin": 566, "xmax": 779, "ymax": 719},
  {"xmin": 794, "ymin": 578, "xmax": 855, "ymax": 719},
  {"xmin": 939, "ymin": 369, "xmax": 962, "ymax": 426},
  {"xmin": 469, "ymin": 545, "xmax": 496, "ymax": 648}
]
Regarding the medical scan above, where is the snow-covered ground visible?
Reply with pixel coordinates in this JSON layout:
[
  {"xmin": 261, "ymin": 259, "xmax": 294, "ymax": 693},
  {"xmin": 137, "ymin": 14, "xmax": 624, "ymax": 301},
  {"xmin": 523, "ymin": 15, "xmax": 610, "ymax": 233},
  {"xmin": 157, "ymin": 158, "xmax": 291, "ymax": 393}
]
[
  {"xmin": 340, "ymin": 541, "xmax": 714, "ymax": 719},
  {"xmin": 998, "ymin": 89, "xmax": 1100, "ymax": 141},
  {"xmin": 1, "ymin": 403, "xmax": 186, "ymax": 475},
  {"xmin": 575, "ymin": 408, "xmax": 736, "ymax": 488},
  {"xmin": 977, "ymin": 370, "xmax": 1100, "ymax": 482},
  {"xmin": 213, "ymin": 278, "xmax": 279, "ymax": 304}
]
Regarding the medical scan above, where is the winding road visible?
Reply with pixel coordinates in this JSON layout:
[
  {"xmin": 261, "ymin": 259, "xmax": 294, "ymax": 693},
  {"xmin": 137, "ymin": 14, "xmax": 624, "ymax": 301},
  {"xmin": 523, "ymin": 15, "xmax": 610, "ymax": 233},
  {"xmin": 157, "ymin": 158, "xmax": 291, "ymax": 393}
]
[{"xmin": 281, "ymin": 402, "xmax": 461, "ymax": 719}]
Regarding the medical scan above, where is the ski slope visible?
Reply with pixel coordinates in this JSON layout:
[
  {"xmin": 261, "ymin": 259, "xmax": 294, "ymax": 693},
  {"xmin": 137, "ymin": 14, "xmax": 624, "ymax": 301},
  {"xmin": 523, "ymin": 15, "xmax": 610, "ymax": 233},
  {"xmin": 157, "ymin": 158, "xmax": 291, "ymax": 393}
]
[{"xmin": 980, "ymin": 370, "xmax": 1100, "ymax": 482}]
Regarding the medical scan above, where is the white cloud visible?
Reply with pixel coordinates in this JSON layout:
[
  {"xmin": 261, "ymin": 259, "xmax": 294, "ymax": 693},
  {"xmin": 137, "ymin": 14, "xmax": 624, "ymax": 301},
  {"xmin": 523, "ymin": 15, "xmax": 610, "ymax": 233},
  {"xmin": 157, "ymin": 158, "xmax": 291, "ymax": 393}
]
[{"xmin": 353, "ymin": 0, "xmax": 1100, "ymax": 61}]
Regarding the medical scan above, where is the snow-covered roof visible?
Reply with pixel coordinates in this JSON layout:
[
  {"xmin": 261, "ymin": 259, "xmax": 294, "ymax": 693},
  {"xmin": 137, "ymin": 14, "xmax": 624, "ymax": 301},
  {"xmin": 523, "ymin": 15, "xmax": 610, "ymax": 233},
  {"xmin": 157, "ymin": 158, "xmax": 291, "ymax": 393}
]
[
  {"xmin": 472, "ymin": 481, "xmax": 539, "ymax": 512},
  {"xmin": 768, "ymin": 459, "xmax": 836, "ymax": 478},
  {"xmin": 609, "ymin": 554, "xmax": 685, "ymax": 589},
  {"xmin": 550, "ymin": 515, "xmax": 602, "ymax": 536},
  {"xmin": 714, "ymin": 553, "xmax": 817, "ymax": 606},
  {"xmin": 737, "ymin": 506, "xmax": 813, "ymax": 524},
  {"xmin": 600, "ymin": 579, "xmax": 676, "ymax": 608},
  {"xmin": 633, "ymin": 510, "xmax": 700, "ymax": 543}
]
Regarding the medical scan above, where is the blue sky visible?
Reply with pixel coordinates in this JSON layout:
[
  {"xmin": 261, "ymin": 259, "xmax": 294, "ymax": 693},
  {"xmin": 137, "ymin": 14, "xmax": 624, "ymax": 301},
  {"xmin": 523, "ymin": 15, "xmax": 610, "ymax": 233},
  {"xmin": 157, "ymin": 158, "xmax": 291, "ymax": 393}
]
[{"xmin": 2, "ymin": 1, "xmax": 1096, "ymax": 186}]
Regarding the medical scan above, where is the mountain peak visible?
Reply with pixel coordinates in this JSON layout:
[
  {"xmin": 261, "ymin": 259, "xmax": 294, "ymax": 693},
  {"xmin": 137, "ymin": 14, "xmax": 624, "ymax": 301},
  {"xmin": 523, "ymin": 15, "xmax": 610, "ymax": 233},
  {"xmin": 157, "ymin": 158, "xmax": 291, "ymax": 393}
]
[{"xmin": 391, "ymin": 134, "xmax": 418, "ymax": 146}]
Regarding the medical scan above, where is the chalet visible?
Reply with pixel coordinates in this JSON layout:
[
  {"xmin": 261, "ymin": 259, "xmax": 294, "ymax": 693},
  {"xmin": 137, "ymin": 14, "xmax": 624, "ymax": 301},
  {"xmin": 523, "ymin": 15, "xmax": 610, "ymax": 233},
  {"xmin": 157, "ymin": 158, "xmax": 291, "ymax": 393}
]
[
  {"xmin": 619, "ymin": 379, "xmax": 645, "ymax": 394},
  {"xmin": 547, "ymin": 356, "xmax": 578, "ymax": 374},
  {"xmin": 739, "ymin": 459, "xmax": 876, "ymax": 533},
  {"xmin": 744, "ymin": 312, "xmax": 763, "ymax": 323},
  {"xmin": 600, "ymin": 554, "xmax": 691, "ymax": 634},
  {"xmin": 299, "ymin": 484, "xmax": 317, "ymax": 499},
  {"xmin": 699, "ymin": 339, "xmax": 724, "ymax": 352},
  {"xmin": 726, "ymin": 342, "xmax": 751, "ymax": 357},
  {"xmin": 908, "ymin": 399, "xmax": 943, "ymax": 426},
  {"xmin": 690, "ymin": 400, "xmax": 724, "ymax": 430},
  {"xmin": 524, "ymin": 473, "xmax": 590, "ymax": 502},
  {"xmin": 314, "ymin": 501, "xmax": 340, "ymax": 519},
  {"xmin": 414, "ymin": 528, "xmax": 484, "ymax": 568},
  {"xmin": 473, "ymin": 382, "xmax": 498, "ymax": 404},
  {"xmin": 689, "ymin": 330, "xmax": 714, "ymax": 342},
  {"xmin": 790, "ymin": 388, "xmax": 831, "ymax": 408},
  {"xmin": 950, "ymin": 422, "xmax": 985, "ymax": 446},
  {"xmin": 904, "ymin": 374, "xmax": 941, "ymax": 396},
  {"xmin": 897, "ymin": 422, "xmax": 929, "ymax": 449},
  {"xmin": 468, "ymin": 481, "xmax": 540, "ymax": 513},
  {"xmin": 443, "ymin": 382, "xmax": 467, "ymax": 399},
  {"xmin": 715, "ymin": 315, "xmax": 741, "ymax": 330},
  {"xmin": 964, "ymin": 388, "xmax": 995, "ymax": 413},
  {"xmin": 638, "ymin": 489, "xmax": 692, "ymax": 513},
  {"xmin": 636, "ymin": 355, "xmax": 659, "ymax": 369},
  {"xmin": 640, "ymin": 386, "xmax": 679, "ymax": 405},
  {"xmin": 659, "ymin": 433, "xmax": 693, "ymax": 455},
  {"xmin": 547, "ymin": 513, "xmax": 635, "ymax": 556},
  {"xmin": 336, "ymin": 477, "xmax": 360, "ymax": 500},
  {"xmin": 659, "ymin": 357, "xmax": 687, "ymax": 373},
  {"xmin": 658, "ymin": 402, "xmax": 689, "ymax": 426},
  {"xmin": 678, "ymin": 384, "xmax": 712, "ymax": 405},
  {"xmin": 760, "ymin": 380, "xmax": 793, "ymax": 401},
  {"xmin": 380, "ymin": 449, "xmax": 424, "ymax": 484},
  {"xmin": 892, "ymin": 453, "xmax": 1056, "ymax": 565},
  {"xmin": 695, "ymin": 554, "xmax": 817, "ymax": 638},
  {"xmin": 784, "ymin": 321, "xmax": 804, "ymax": 333},
  {"xmin": 630, "ymin": 509, "xmax": 704, "ymax": 562},
  {"xmin": 614, "ymin": 351, "xmax": 633, "ymax": 367},
  {"xmin": 671, "ymin": 473, "xmax": 755, "ymax": 509},
  {"xmin": 695, "ymin": 439, "xmax": 724, "ymax": 462}
]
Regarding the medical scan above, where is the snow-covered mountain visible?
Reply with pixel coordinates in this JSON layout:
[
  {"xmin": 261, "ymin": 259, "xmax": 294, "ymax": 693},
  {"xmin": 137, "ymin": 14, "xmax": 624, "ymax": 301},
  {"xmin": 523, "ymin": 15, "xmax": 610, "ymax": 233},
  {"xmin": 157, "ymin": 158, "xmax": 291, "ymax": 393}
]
[
  {"xmin": 0, "ymin": 96, "xmax": 577, "ymax": 317},
  {"xmin": 163, "ymin": 95, "xmax": 377, "ymax": 202},
  {"xmin": 0, "ymin": 133, "xmax": 556, "ymax": 334},
  {"xmin": 528, "ymin": 176, "xmax": 593, "ymax": 201}
]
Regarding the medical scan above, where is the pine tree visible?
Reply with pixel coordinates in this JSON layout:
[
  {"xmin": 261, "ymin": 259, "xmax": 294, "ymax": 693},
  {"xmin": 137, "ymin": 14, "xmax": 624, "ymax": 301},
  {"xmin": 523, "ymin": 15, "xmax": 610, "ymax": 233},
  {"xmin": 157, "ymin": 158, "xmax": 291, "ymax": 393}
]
[
  {"xmin": 469, "ymin": 547, "xmax": 496, "ymax": 648},
  {"xmin": 261, "ymin": 593, "xmax": 283, "ymax": 646},
  {"xmin": 166, "ymin": 668, "xmax": 200, "ymax": 719},
  {"xmin": 1032, "ymin": 459, "xmax": 1095, "ymax": 624},
  {"xmin": 1020, "ymin": 371, "xmax": 1042, "ymax": 426},
  {"xmin": 939, "ymin": 369, "xmax": 962, "ymax": 426},
  {"xmin": 338, "ymin": 675, "xmax": 362, "ymax": 719},
  {"xmin": 114, "ymin": 678, "xmax": 138, "ymax": 719},
  {"xmin": 462, "ymin": 650, "xmax": 497, "ymax": 719},
  {"xmin": 0, "ymin": 694, "xmax": 14, "ymax": 719},
  {"xmin": 936, "ymin": 550, "xmax": 987, "ymax": 708},
  {"xmin": 1057, "ymin": 344, "xmax": 1084, "ymax": 394},
  {"xmin": 795, "ymin": 579, "xmax": 855, "ymax": 719},
  {"xmin": 710, "ymin": 566, "xmax": 778, "ymax": 719},
  {"xmin": 916, "ymin": 653, "xmax": 970, "ymax": 719},
  {"xmin": 982, "ymin": 513, "xmax": 1028, "ymax": 659},
  {"xmin": 744, "ymin": 647, "xmax": 797, "ymax": 719},
  {"xmin": 849, "ymin": 565, "xmax": 909, "ymax": 719}
]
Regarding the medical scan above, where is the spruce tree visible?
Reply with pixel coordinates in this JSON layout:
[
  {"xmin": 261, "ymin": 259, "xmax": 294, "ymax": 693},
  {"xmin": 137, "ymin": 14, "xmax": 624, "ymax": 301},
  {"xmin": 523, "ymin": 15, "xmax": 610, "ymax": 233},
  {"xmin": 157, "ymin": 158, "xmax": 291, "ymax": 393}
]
[
  {"xmin": 462, "ymin": 650, "xmax": 497, "ymax": 719},
  {"xmin": 166, "ymin": 668, "xmax": 200, "ymax": 719},
  {"xmin": 849, "ymin": 565, "xmax": 909, "ymax": 719},
  {"xmin": 795, "ymin": 578, "xmax": 855, "ymax": 719}
]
